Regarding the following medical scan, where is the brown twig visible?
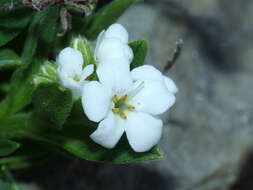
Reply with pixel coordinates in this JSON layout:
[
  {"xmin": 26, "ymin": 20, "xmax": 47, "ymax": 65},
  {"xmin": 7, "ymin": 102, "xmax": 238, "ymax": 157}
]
[{"xmin": 163, "ymin": 38, "xmax": 183, "ymax": 73}]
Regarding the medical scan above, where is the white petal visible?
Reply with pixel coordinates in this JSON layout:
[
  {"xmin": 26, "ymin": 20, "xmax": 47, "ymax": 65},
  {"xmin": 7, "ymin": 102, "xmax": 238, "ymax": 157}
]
[
  {"xmin": 57, "ymin": 66, "xmax": 83, "ymax": 100},
  {"xmin": 82, "ymin": 81, "xmax": 112, "ymax": 122},
  {"xmin": 104, "ymin": 23, "xmax": 129, "ymax": 44},
  {"xmin": 57, "ymin": 47, "xmax": 83, "ymax": 76},
  {"xmin": 80, "ymin": 64, "xmax": 94, "ymax": 80},
  {"xmin": 129, "ymin": 80, "xmax": 175, "ymax": 115},
  {"xmin": 97, "ymin": 59, "xmax": 132, "ymax": 94},
  {"xmin": 131, "ymin": 65, "xmax": 163, "ymax": 82},
  {"xmin": 124, "ymin": 45, "xmax": 134, "ymax": 63},
  {"xmin": 163, "ymin": 76, "xmax": 178, "ymax": 94},
  {"xmin": 94, "ymin": 30, "xmax": 105, "ymax": 60},
  {"xmin": 96, "ymin": 38, "xmax": 133, "ymax": 62},
  {"xmin": 131, "ymin": 65, "xmax": 178, "ymax": 93},
  {"xmin": 125, "ymin": 112, "xmax": 163, "ymax": 152},
  {"xmin": 90, "ymin": 112, "xmax": 124, "ymax": 149}
]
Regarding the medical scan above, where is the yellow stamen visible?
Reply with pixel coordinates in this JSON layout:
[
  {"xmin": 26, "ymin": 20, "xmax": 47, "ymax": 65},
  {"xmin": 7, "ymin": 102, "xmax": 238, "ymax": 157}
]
[
  {"xmin": 120, "ymin": 112, "xmax": 127, "ymax": 119},
  {"xmin": 113, "ymin": 95, "xmax": 118, "ymax": 104},
  {"xmin": 73, "ymin": 75, "xmax": 80, "ymax": 82},
  {"xmin": 73, "ymin": 78, "xmax": 80, "ymax": 82},
  {"xmin": 112, "ymin": 108, "xmax": 120, "ymax": 113},
  {"xmin": 127, "ymin": 104, "xmax": 135, "ymax": 110},
  {"xmin": 121, "ymin": 95, "xmax": 127, "ymax": 103}
]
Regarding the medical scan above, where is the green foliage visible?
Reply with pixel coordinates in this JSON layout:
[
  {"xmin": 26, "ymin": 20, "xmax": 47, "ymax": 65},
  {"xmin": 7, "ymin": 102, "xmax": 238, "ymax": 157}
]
[
  {"xmin": 37, "ymin": 7, "xmax": 60, "ymax": 58},
  {"xmin": 0, "ymin": 141, "xmax": 54, "ymax": 169},
  {"xmin": 33, "ymin": 61, "xmax": 58, "ymax": 85},
  {"xmin": 0, "ymin": 166, "xmax": 27, "ymax": 190},
  {"xmin": 0, "ymin": 49, "xmax": 21, "ymax": 69},
  {"xmin": 0, "ymin": 7, "xmax": 33, "ymax": 47},
  {"xmin": 0, "ymin": 108, "xmax": 164, "ymax": 163},
  {"xmin": 0, "ymin": 140, "xmax": 20, "ymax": 157},
  {"xmin": 129, "ymin": 39, "xmax": 148, "ymax": 69},
  {"xmin": 32, "ymin": 83, "xmax": 73, "ymax": 128},
  {"xmin": 0, "ymin": 59, "xmax": 42, "ymax": 118},
  {"xmin": 85, "ymin": 0, "xmax": 136, "ymax": 39},
  {"xmin": 0, "ymin": 0, "xmax": 162, "ymax": 171},
  {"xmin": 46, "ymin": 127, "xmax": 164, "ymax": 163},
  {"xmin": 22, "ymin": 9, "xmax": 60, "ymax": 63}
]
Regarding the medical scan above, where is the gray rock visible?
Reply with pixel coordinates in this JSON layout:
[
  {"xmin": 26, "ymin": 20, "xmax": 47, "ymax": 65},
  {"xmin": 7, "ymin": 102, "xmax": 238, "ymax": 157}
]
[{"xmin": 119, "ymin": 2, "xmax": 253, "ymax": 190}]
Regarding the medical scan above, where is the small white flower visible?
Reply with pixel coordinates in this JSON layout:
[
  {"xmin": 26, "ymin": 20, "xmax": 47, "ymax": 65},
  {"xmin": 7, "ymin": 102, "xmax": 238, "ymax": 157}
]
[
  {"xmin": 94, "ymin": 23, "xmax": 133, "ymax": 63},
  {"xmin": 57, "ymin": 47, "xmax": 94, "ymax": 99},
  {"xmin": 82, "ymin": 64, "xmax": 177, "ymax": 152}
]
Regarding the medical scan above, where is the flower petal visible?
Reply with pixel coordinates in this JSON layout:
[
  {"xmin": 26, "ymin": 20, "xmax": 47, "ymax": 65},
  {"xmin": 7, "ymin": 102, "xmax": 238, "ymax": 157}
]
[
  {"xmin": 163, "ymin": 76, "xmax": 178, "ymax": 94},
  {"xmin": 125, "ymin": 111, "xmax": 163, "ymax": 152},
  {"xmin": 131, "ymin": 65, "xmax": 163, "ymax": 81},
  {"xmin": 131, "ymin": 65, "xmax": 178, "ymax": 93},
  {"xmin": 94, "ymin": 30, "xmax": 105, "ymax": 60},
  {"xmin": 82, "ymin": 81, "xmax": 112, "ymax": 122},
  {"xmin": 80, "ymin": 64, "xmax": 94, "ymax": 80},
  {"xmin": 57, "ymin": 66, "xmax": 83, "ymax": 99},
  {"xmin": 104, "ymin": 23, "xmax": 129, "ymax": 44},
  {"xmin": 96, "ymin": 38, "xmax": 133, "ymax": 62},
  {"xmin": 129, "ymin": 80, "xmax": 175, "ymax": 115},
  {"xmin": 97, "ymin": 59, "xmax": 133, "ymax": 94},
  {"xmin": 57, "ymin": 47, "xmax": 83, "ymax": 76},
  {"xmin": 90, "ymin": 112, "xmax": 124, "ymax": 149}
]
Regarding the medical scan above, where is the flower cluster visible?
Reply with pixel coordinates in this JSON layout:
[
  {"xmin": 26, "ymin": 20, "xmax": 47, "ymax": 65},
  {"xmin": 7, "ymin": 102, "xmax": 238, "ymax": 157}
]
[{"xmin": 56, "ymin": 24, "xmax": 177, "ymax": 152}]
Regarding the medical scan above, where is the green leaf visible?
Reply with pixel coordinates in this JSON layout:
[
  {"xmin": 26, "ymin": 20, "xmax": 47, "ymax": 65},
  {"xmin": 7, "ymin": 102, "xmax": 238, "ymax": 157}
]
[
  {"xmin": 0, "ymin": 49, "xmax": 21, "ymax": 69},
  {"xmin": 0, "ymin": 59, "xmax": 42, "ymax": 118},
  {"xmin": 0, "ymin": 140, "xmax": 20, "ymax": 157},
  {"xmin": 21, "ymin": 11, "xmax": 47, "ymax": 63},
  {"xmin": 0, "ymin": 7, "xmax": 33, "ymax": 47},
  {"xmin": 129, "ymin": 39, "xmax": 148, "ymax": 70},
  {"xmin": 84, "ymin": 0, "xmax": 136, "ymax": 39},
  {"xmin": 0, "ymin": 110, "xmax": 164, "ymax": 163},
  {"xmin": 32, "ymin": 83, "xmax": 73, "ymax": 128},
  {"xmin": 37, "ymin": 7, "xmax": 60, "ymax": 58},
  {"xmin": 46, "ymin": 131, "xmax": 164, "ymax": 163}
]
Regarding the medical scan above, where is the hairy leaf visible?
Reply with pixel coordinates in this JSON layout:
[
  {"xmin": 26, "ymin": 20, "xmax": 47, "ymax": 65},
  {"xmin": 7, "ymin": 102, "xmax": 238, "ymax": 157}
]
[{"xmin": 32, "ymin": 83, "xmax": 73, "ymax": 128}]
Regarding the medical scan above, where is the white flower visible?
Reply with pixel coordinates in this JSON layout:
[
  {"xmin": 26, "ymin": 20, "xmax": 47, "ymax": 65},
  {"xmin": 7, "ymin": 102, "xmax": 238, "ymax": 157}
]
[
  {"xmin": 94, "ymin": 23, "xmax": 133, "ymax": 63},
  {"xmin": 82, "ymin": 64, "xmax": 177, "ymax": 152},
  {"xmin": 57, "ymin": 47, "xmax": 94, "ymax": 99}
]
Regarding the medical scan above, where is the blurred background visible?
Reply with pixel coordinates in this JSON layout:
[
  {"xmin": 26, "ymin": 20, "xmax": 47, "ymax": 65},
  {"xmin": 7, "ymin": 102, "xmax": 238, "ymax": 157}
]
[{"xmin": 15, "ymin": 0, "xmax": 253, "ymax": 189}]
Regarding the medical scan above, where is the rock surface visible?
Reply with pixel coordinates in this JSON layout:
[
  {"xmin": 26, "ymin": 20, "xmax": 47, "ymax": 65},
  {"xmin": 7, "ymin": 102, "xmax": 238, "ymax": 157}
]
[{"xmin": 17, "ymin": 1, "xmax": 253, "ymax": 190}]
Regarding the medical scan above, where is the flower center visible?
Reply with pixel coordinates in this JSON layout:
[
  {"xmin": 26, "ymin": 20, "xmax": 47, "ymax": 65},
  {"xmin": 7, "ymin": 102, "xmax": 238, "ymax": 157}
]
[
  {"xmin": 72, "ymin": 74, "xmax": 80, "ymax": 82},
  {"xmin": 111, "ymin": 95, "xmax": 135, "ymax": 119}
]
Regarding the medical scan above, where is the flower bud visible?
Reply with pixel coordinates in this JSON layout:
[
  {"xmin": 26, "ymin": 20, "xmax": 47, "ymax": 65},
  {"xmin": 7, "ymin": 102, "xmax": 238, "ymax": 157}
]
[
  {"xmin": 70, "ymin": 37, "xmax": 95, "ymax": 67},
  {"xmin": 33, "ymin": 61, "xmax": 57, "ymax": 85}
]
